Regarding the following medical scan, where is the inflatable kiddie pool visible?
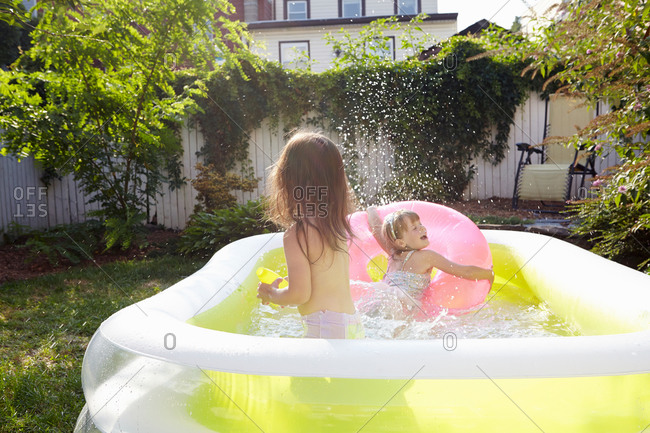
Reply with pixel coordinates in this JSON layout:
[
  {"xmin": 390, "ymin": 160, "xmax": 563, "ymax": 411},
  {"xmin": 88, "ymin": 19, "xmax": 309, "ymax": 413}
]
[
  {"xmin": 348, "ymin": 201, "xmax": 492, "ymax": 316},
  {"xmin": 75, "ymin": 204, "xmax": 650, "ymax": 433}
]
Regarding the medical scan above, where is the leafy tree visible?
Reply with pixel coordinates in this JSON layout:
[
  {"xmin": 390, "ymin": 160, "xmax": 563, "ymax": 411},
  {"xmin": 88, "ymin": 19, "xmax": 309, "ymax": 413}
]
[
  {"xmin": 510, "ymin": 16, "xmax": 521, "ymax": 33},
  {"xmin": 0, "ymin": 0, "xmax": 254, "ymax": 246},
  {"xmin": 486, "ymin": 0, "xmax": 649, "ymax": 272},
  {"xmin": 325, "ymin": 14, "xmax": 436, "ymax": 69},
  {"xmin": 1, "ymin": 0, "xmax": 31, "ymax": 25},
  {"xmin": 0, "ymin": 0, "xmax": 77, "ymax": 25},
  {"xmin": 0, "ymin": 3, "xmax": 37, "ymax": 68}
]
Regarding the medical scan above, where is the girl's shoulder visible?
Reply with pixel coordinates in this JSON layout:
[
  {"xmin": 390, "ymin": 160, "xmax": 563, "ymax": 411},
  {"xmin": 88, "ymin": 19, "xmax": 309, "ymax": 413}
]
[
  {"xmin": 410, "ymin": 249, "xmax": 444, "ymax": 265},
  {"xmin": 416, "ymin": 248, "xmax": 443, "ymax": 258},
  {"xmin": 284, "ymin": 220, "xmax": 321, "ymax": 244}
]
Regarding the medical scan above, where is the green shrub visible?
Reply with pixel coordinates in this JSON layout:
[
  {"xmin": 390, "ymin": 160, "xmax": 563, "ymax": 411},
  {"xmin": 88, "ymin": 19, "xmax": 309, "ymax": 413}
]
[
  {"xmin": 375, "ymin": 171, "xmax": 453, "ymax": 203},
  {"xmin": 178, "ymin": 200, "xmax": 278, "ymax": 257},
  {"xmin": 102, "ymin": 210, "xmax": 148, "ymax": 251},
  {"xmin": 191, "ymin": 162, "xmax": 259, "ymax": 213},
  {"xmin": 2, "ymin": 222, "xmax": 32, "ymax": 244},
  {"xmin": 568, "ymin": 159, "xmax": 650, "ymax": 274},
  {"xmin": 19, "ymin": 220, "xmax": 105, "ymax": 266},
  {"xmin": 481, "ymin": 1, "xmax": 649, "ymax": 273}
]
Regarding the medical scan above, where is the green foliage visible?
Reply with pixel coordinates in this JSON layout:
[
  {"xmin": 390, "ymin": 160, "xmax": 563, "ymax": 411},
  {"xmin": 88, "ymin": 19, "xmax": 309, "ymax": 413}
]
[
  {"xmin": 0, "ymin": 0, "xmax": 254, "ymax": 231},
  {"xmin": 2, "ymin": 221, "xmax": 32, "ymax": 244},
  {"xmin": 377, "ymin": 170, "xmax": 451, "ymax": 203},
  {"xmin": 483, "ymin": 0, "xmax": 649, "ymax": 271},
  {"xmin": 328, "ymin": 37, "xmax": 535, "ymax": 203},
  {"xmin": 102, "ymin": 211, "xmax": 148, "ymax": 251},
  {"xmin": 325, "ymin": 14, "xmax": 436, "ymax": 69},
  {"xmin": 0, "ymin": 3, "xmax": 37, "ymax": 68},
  {"xmin": 179, "ymin": 200, "xmax": 278, "ymax": 257},
  {"xmin": 510, "ymin": 17, "xmax": 522, "ymax": 34},
  {"xmin": 190, "ymin": 35, "xmax": 536, "ymax": 206},
  {"xmin": 569, "ymin": 159, "xmax": 650, "ymax": 273},
  {"xmin": 18, "ymin": 220, "xmax": 104, "ymax": 266},
  {"xmin": 191, "ymin": 162, "xmax": 259, "ymax": 212},
  {"xmin": 0, "ymin": 0, "xmax": 29, "ymax": 25},
  {"xmin": 188, "ymin": 59, "xmax": 315, "ymax": 172}
]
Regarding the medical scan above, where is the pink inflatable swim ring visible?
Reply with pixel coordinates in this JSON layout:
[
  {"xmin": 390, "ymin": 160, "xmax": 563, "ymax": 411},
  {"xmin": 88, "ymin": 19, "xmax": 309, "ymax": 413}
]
[{"xmin": 348, "ymin": 201, "xmax": 492, "ymax": 316}]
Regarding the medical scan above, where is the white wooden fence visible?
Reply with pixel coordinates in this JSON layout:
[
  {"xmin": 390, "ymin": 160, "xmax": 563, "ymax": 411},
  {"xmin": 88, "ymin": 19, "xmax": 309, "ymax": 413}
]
[
  {"xmin": 465, "ymin": 95, "xmax": 621, "ymax": 201},
  {"xmin": 0, "ymin": 92, "xmax": 622, "ymax": 235}
]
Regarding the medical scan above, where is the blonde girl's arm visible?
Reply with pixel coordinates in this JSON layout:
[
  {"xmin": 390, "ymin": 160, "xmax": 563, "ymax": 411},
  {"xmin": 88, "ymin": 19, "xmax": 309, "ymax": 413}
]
[
  {"xmin": 257, "ymin": 227, "xmax": 312, "ymax": 306},
  {"xmin": 367, "ymin": 206, "xmax": 391, "ymax": 254},
  {"xmin": 421, "ymin": 250, "xmax": 494, "ymax": 285}
]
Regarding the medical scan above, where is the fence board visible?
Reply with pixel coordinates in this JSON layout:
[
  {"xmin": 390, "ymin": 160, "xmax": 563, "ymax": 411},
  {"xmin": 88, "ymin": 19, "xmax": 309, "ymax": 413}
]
[{"xmin": 1, "ymin": 92, "xmax": 628, "ymax": 235}]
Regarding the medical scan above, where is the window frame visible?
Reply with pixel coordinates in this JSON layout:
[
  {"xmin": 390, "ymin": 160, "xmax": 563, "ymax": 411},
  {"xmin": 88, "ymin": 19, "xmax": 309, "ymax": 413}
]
[
  {"xmin": 284, "ymin": 0, "xmax": 310, "ymax": 20},
  {"xmin": 394, "ymin": 0, "xmax": 421, "ymax": 15},
  {"xmin": 367, "ymin": 36, "xmax": 395, "ymax": 61},
  {"xmin": 338, "ymin": 0, "xmax": 365, "ymax": 18},
  {"xmin": 279, "ymin": 40, "xmax": 311, "ymax": 69}
]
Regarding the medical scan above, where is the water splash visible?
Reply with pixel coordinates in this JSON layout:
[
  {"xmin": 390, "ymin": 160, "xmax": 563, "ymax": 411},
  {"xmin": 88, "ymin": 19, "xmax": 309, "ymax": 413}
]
[{"xmin": 247, "ymin": 281, "xmax": 580, "ymax": 340}]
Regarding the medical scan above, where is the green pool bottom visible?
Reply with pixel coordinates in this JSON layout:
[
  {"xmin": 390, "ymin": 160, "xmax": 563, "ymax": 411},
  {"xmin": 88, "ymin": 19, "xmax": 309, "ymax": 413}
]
[
  {"xmin": 187, "ymin": 371, "xmax": 650, "ymax": 432},
  {"xmin": 184, "ymin": 245, "xmax": 650, "ymax": 432}
]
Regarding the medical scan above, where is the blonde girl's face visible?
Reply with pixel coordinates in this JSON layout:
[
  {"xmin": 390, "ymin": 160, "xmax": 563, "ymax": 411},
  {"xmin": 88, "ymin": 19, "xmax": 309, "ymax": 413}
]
[{"xmin": 395, "ymin": 218, "xmax": 429, "ymax": 251}]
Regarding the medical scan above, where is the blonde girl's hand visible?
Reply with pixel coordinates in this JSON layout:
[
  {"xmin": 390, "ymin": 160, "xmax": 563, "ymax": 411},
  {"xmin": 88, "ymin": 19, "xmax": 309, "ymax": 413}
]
[{"xmin": 487, "ymin": 266, "xmax": 495, "ymax": 286}]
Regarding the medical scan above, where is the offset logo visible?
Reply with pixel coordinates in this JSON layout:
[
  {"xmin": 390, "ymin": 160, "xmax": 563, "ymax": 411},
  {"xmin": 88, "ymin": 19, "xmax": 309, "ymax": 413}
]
[
  {"xmin": 164, "ymin": 332, "xmax": 176, "ymax": 350},
  {"xmin": 13, "ymin": 186, "xmax": 48, "ymax": 218},
  {"xmin": 443, "ymin": 53, "xmax": 457, "ymax": 71},
  {"xmin": 442, "ymin": 332, "xmax": 457, "ymax": 351},
  {"xmin": 293, "ymin": 186, "xmax": 329, "ymax": 218}
]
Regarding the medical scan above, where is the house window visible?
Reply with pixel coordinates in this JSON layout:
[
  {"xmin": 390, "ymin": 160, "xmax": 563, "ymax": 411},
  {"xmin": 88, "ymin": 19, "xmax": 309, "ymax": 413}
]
[
  {"xmin": 279, "ymin": 41, "xmax": 310, "ymax": 69},
  {"xmin": 368, "ymin": 36, "xmax": 395, "ymax": 60},
  {"xmin": 395, "ymin": 0, "xmax": 419, "ymax": 15},
  {"xmin": 285, "ymin": 1, "xmax": 309, "ymax": 20},
  {"xmin": 340, "ymin": 0, "xmax": 363, "ymax": 17}
]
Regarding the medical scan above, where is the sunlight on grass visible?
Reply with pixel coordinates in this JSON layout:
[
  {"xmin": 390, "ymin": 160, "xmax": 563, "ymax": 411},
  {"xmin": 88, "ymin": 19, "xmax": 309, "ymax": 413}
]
[{"xmin": 0, "ymin": 255, "xmax": 207, "ymax": 433}]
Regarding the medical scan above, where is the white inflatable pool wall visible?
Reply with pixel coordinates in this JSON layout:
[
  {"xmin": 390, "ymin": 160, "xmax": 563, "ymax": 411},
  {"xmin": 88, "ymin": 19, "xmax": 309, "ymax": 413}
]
[
  {"xmin": 91, "ymin": 231, "xmax": 650, "ymax": 380},
  {"xmin": 75, "ymin": 230, "xmax": 650, "ymax": 433}
]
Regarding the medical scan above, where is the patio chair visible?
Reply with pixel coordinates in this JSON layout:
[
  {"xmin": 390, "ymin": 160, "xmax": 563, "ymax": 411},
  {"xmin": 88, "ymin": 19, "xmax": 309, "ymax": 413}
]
[{"xmin": 512, "ymin": 96, "xmax": 598, "ymax": 210}]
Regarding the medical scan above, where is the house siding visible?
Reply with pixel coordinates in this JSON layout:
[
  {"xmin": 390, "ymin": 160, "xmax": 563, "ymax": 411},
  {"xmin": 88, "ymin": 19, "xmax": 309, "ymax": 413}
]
[
  {"xmin": 311, "ymin": 1, "xmax": 337, "ymax": 19},
  {"xmin": 251, "ymin": 19, "xmax": 456, "ymax": 72},
  {"xmin": 272, "ymin": 0, "xmax": 439, "ymax": 21}
]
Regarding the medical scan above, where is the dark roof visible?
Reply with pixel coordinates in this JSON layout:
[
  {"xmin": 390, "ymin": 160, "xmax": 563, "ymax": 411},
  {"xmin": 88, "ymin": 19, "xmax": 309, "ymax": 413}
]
[
  {"xmin": 456, "ymin": 19, "xmax": 504, "ymax": 36},
  {"xmin": 418, "ymin": 19, "xmax": 507, "ymax": 60},
  {"xmin": 247, "ymin": 13, "xmax": 457, "ymax": 30}
]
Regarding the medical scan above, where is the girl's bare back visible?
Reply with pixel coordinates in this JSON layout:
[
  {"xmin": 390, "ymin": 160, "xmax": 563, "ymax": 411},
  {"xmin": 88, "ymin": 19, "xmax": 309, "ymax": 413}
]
[{"xmin": 284, "ymin": 223, "xmax": 355, "ymax": 316}]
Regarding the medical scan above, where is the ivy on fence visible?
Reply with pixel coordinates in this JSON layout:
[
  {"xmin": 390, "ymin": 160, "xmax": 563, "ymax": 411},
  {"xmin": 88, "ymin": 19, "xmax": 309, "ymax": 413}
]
[{"xmin": 189, "ymin": 36, "xmax": 539, "ymax": 205}]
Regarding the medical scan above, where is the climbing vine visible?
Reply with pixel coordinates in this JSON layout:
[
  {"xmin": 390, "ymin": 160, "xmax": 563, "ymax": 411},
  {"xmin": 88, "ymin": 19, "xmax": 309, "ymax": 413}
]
[{"xmin": 187, "ymin": 35, "xmax": 538, "ymax": 204}]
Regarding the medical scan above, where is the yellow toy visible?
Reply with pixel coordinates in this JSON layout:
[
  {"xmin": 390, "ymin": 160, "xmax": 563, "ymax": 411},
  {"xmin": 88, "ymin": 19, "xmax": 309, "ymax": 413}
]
[{"xmin": 256, "ymin": 267, "xmax": 288, "ymax": 288}]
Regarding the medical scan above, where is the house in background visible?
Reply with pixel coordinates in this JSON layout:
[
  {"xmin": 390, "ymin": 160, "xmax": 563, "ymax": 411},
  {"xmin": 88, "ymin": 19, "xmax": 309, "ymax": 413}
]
[{"xmin": 230, "ymin": 0, "xmax": 458, "ymax": 72}]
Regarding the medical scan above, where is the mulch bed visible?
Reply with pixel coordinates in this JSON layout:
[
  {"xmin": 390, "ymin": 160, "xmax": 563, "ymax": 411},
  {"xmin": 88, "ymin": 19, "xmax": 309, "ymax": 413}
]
[
  {"xmin": 0, "ymin": 227, "xmax": 180, "ymax": 284},
  {"xmin": 444, "ymin": 197, "xmax": 543, "ymax": 220}
]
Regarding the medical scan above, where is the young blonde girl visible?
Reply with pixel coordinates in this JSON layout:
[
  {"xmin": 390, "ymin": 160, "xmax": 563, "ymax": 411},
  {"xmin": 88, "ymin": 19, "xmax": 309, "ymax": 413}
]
[
  {"xmin": 257, "ymin": 132, "xmax": 364, "ymax": 339},
  {"xmin": 367, "ymin": 207, "xmax": 494, "ymax": 313}
]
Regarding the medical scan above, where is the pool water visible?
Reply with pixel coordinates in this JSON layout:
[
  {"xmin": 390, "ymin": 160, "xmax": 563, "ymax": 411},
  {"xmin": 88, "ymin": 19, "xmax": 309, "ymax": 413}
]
[{"xmin": 248, "ymin": 280, "xmax": 580, "ymax": 339}]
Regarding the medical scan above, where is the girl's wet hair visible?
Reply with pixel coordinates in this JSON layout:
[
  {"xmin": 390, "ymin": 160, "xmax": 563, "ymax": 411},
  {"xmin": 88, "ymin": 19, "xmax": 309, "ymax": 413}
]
[
  {"xmin": 382, "ymin": 210, "xmax": 420, "ymax": 250},
  {"xmin": 266, "ymin": 131, "xmax": 357, "ymax": 261}
]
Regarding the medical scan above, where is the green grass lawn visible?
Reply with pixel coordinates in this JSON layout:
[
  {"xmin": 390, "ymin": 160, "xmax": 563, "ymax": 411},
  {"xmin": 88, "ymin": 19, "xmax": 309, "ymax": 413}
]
[{"xmin": 0, "ymin": 255, "xmax": 207, "ymax": 433}]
